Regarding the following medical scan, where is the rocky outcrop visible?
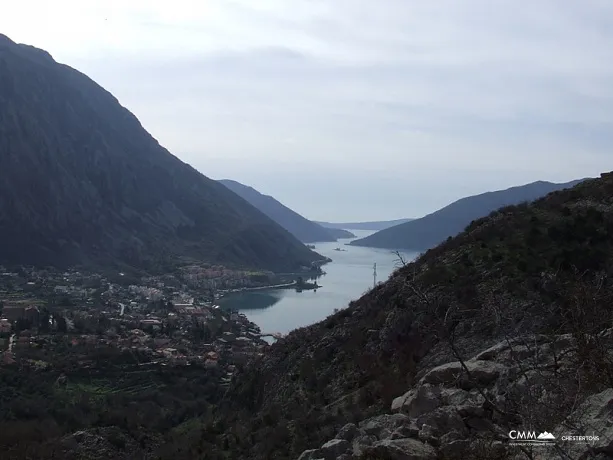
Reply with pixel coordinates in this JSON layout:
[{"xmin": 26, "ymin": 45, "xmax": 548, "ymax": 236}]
[
  {"xmin": 58, "ymin": 426, "xmax": 160, "ymax": 460},
  {"xmin": 297, "ymin": 332, "xmax": 613, "ymax": 460}
]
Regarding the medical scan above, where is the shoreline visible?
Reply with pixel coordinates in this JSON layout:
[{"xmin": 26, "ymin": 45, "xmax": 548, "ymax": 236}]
[{"xmin": 217, "ymin": 280, "xmax": 321, "ymax": 300}]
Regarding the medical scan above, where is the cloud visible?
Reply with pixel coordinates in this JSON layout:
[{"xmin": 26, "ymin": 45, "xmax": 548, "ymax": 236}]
[{"xmin": 1, "ymin": 0, "xmax": 612, "ymax": 220}]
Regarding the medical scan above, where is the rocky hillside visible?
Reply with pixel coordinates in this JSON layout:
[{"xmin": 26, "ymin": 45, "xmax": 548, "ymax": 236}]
[
  {"xmin": 300, "ymin": 332, "xmax": 613, "ymax": 459},
  {"xmin": 0, "ymin": 35, "xmax": 321, "ymax": 273},
  {"xmin": 219, "ymin": 180, "xmax": 355, "ymax": 242},
  {"xmin": 178, "ymin": 172, "xmax": 613, "ymax": 459},
  {"xmin": 351, "ymin": 179, "xmax": 585, "ymax": 251}
]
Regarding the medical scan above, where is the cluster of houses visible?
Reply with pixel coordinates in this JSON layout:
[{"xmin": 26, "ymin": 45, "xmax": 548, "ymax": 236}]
[{"xmin": 0, "ymin": 265, "xmax": 287, "ymax": 387}]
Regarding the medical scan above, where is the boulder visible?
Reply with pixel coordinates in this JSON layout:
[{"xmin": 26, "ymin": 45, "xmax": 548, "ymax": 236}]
[
  {"xmin": 319, "ymin": 439, "xmax": 350, "ymax": 459},
  {"xmin": 297, "ymin": 449, "xmax": 323, "ymax": 460},
  {"xmin": 363, "ymin": 438, "xmax": 437, "ymax": 460},
  {"xmin": 438, "ymin": 439, "xmax": 471, "ymax": 458},
  {"xmin": 392, "ymin": 390, "xmax": 413, "ymax": 413},
  {"xmin": 421, "ymin": 360, "xmax": 505, "ymax": 388},
  {"xmin": 351, "ymin": 434, "xmax": 377, "ymax": 457},
  {"xmin": 335, "ymin": 423, "xmax": 359, "ymax": 442},
  {"xmin": 390, "ymin": 423, "xmax": 420, "ymax": 440},
  {"xmin": 360, "ymin": 414, "xmax": 410, "ymax": 438},
  {"xmin": 417, "ymin": 424, "xmax": 438, "ymax": 446},
  {"xmin": 403, "ymin": 384, "xmax": 442, "ymax": 417},
  {"xmin": 416, "ymin": 407, "xmax": 467, "ymax": 437}
]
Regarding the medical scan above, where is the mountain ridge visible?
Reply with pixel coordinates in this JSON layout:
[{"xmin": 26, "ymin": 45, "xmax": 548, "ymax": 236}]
[
  {"xmin": 350, "ymin": 179, "xmax": 586, "ymax": 251},
  {"xmin": 219, "ymin": 179, "xmax": 355, "ymax": 242},
  {"xmin": 316, "ymin": 218, "xmax": 414, "ymax": 231},
  {"xmin": 0, "ymin": 36, "xmax": 322, "ymax": 274}
]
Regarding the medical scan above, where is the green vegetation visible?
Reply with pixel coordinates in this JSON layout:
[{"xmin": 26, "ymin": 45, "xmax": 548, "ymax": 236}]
[
  {"xmin": 351, "ymin": 179, "xmax": 585, "ymax": 251},
  {"xmin": 0, "ymin": 346, "xmax": 223, "ymax": 459}
]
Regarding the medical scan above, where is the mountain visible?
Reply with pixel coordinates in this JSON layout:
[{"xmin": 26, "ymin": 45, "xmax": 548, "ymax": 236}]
[
  {"xmin": 175, "ymin": 172, "xmax": 613, "ymax": 459},
  {"xmin": 0, "ymin": 35, "xmax": 321, "ymax": 273},
  {"xmin": 316, "ymin": 218, "xmax": 414, "ymax": 231},
  {"xmin": 322, "ymin": 227, "xmax": 356, "ymax": 239},
  {"xmin": 351, "ymin": 179, "xmax": 585, "ymax": 251},
  {"xmin": 219, "ymin": 179, "xmax": 355, "ymax": 242}
]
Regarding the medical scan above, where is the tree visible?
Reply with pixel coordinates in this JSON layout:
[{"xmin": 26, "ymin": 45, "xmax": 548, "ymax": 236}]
[{"xmin": 55, "ymin": 315, "xmax": 67, "ymax": 333}]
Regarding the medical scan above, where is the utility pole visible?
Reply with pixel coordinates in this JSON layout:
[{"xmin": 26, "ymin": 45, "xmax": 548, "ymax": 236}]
[{"xmin": 373, "ymin": 263, "xmax": 377, "ymax": 288}]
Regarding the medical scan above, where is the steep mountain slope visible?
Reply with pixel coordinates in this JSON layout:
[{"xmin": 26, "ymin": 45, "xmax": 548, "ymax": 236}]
[
  {"xmin": 316, "ymin": 218, "xmax": 413, "ymax": 231},
  {"xmin": 219, "ymin": 179, "xmax": 355, "ymax": 242},
  {"xmin": 0, "ymin": 35, "xmax": 321, "ymax": 273},
  {"xmin": 179, "ymin": 172, "xmax": 613, "ymax": 459},
  {"xmin": 351, "ymin": 179, "xmax": 585, "ymax": 251}
]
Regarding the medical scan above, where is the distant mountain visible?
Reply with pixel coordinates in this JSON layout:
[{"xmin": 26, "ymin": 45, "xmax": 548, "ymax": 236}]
[
  {"xmin": 350, "ymin": 179, "xmax": 587, "ymax": 250},
  {"xmin": 219, "ymin": 180, "xmax": 355, "ymax": 242},
  {"xmin": 323, "ymin": 227, "xmax": 356, "ymax": 239},
  {"xmin": 316, "ymin": 218, "xmax": 414, "ymax": 231},
  {"xmin": 0, "ymin": 35, "xmax": 322, "ymax": 273}
]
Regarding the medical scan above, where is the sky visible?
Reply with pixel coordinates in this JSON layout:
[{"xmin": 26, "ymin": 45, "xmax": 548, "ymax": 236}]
[{"xmin": 2, "ymin": 0, "xmax": 613, "ymax": 221}]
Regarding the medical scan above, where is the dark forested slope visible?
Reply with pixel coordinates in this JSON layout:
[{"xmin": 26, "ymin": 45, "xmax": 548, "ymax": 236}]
[
  {"xmin": 0, "ymin": 35, "xmax": 320, "ymax": 273},
  {"xmin": 219, "ymin": 179, "xmax": 355, "ymax": 242},
  {"xmin": 351, "ymin": 179, "xmax": 584, "ymax": 251},
  {"xmin": 181, "ymin": 172, "xmax": 613, "ymax": 459}
]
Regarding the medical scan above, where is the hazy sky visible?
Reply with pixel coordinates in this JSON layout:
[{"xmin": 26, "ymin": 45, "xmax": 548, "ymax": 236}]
[{"xmin": 2, "ymin": 1, "xmax": 613, "ymax": 221}]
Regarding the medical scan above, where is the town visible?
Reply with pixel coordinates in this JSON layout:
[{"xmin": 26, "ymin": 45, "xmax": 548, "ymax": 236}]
[{"xmin": 0, "ymin": 264, "xmax": 290, "ymax": 387}]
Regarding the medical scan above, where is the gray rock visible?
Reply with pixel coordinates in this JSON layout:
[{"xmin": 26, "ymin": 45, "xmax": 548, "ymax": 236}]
[
  {"xmin": 474, "ymin": 341, "xmax": 510, "ymax": 361},
  {"xmin": 416, "ymin": 407, "xmax": 467, "ymax": 437},
  {"xmin": 439, "ymin": 439, "xmax": 471, "ymax": 458},
  {"xmin": 391, "ymin": 389, "xmax": 413, "ymax": 413},
  {"xmin": 421, "ymin": 360, "xmax": 505, "ymax": 388},
  {"xmin": 417, "ymin": 424, "xmax": 438, "ymax": 446},
  {"xmin": 319, "ymin": 439, "xmax": 350, "ymax": 459},
  {"xmin": 554, "ymin": 388, "xmax": 613, "ymax": 459},
  {"xmin": 363, "ymin": 438, "xmax": 437, "ymax": 460},
  {"xmin": 390, "ymin": 423, "xmax": 420, "ymax": 440},
  {"xmin": 400, "ymin": 384, "xmax": 443, "ymax": 418},
  {"xmin": 297, "ymin": 449, "xmax": 323, "ymax": 460},
  {"xmin": 440, "ymin": 388, "xmax": 471, "ymax": 406},
  {"xmin": 336, "ymin": 455, "xmax": 352, "ymax": 460},
  {"xmin": 336, "ymin": 423, "xmax": 359, "ymax": 442},
  {"xmin": 439, "ymin": 430, "xmax": 466, "ymax": 445},
  {"xmin": 465, "ymin": 416, "xmax": 495, "ymax": 432},
  {"xmin": 352, "ymin": 434, "xmax": 377, "ymax": 457},
  {"xmin": 360, "ymin": 414, "xmax": 410, "ymax": 438}
]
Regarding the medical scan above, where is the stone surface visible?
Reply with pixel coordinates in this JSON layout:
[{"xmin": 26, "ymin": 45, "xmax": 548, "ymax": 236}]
[
  {"xmin": 360, "ymin": 414, "xmax": 410, "ymax": 438},
  {"xmin": 421, "ymin": 360, "xmax": 505, "ymax": 388},
  {"xmin": 297, "ymin": 449, "xmax": 322, "ymax": 460},
  {"xmin": 553, "ymin": 388, "xmax": 613, "ymax": 459},
  {"xmin": 351, "ymin": 434, "xmax": 377, "ymax": 457},
  {"xmin": 298, "ymin": 334, "xmax": 613, "ymax": 460},
  {"xmin": 416, "ymin": 407, "xmax": 467, "ymax": 437},
  {"xmin": 335, "ymin": 423, "xmax": 359, "ymax": 442},
  {"xmin": 363, "ymin": 438, "xmax": 437, "ymax": 460},
  {"xmin": 319, "ymin": 439, "xmax": 350, "ymax": 459},
  {"xmin": 400, "ymin": 384, "xmax": 443, "ymax": 417}
]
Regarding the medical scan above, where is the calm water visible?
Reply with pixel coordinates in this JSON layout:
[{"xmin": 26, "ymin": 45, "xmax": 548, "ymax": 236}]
[{"xmin": 219, "ymin": 230, "xmax": 418, "ymax": 335}]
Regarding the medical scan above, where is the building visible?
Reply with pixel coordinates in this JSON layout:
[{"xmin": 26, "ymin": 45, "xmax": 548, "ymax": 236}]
[
  {"xmin": 2, "ymin": 306, "xmax": 25, "ymax": 322},
  {"xmin": 0, "ymin": 319, "xmax": 11, "ymax": 334}
]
